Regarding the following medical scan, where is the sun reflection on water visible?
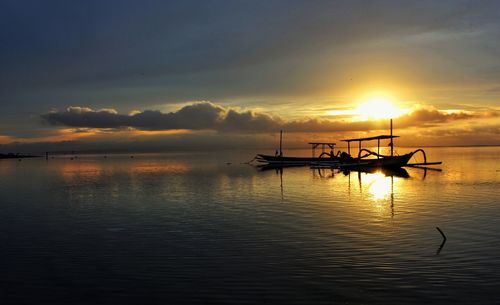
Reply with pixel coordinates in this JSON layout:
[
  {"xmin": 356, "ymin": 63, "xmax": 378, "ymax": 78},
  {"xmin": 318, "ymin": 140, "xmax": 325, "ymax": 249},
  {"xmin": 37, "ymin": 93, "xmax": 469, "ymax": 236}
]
[
  {"xmin": 349, "ymin": 170, "xmax": 399, "ymax": 217},
  {"xmin": 366, "ymin": 172, "xmax": 393, "ymax": 201}
]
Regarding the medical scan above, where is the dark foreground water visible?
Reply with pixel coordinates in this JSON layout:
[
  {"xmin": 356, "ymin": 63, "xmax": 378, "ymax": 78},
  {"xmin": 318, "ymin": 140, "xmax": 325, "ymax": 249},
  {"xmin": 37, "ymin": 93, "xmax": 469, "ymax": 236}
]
[{"xmin": 1, "ymin": 147, "xmax": 499, "ymax": 304}]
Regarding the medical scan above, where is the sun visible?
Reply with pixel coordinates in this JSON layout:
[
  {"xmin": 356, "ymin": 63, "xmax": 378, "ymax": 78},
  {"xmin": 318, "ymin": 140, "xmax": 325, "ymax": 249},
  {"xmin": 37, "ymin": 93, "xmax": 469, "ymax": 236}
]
[{"xmin": 355, "ymin": 96, "xmax": 408, "ymax": 120}]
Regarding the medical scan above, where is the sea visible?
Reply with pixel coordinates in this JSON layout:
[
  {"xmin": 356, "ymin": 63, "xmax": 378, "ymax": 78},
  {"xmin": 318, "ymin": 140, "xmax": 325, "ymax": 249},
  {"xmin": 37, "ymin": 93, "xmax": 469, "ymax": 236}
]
[{"xmin": 1, "ymin": 146, "xmax": 499, "ymax": 304}]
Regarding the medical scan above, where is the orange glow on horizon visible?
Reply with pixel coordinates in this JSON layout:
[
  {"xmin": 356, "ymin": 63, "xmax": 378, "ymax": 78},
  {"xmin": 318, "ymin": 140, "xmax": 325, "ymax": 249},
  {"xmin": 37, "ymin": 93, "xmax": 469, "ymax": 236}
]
[
  {"xmin": 0, "ymin": 135, "xmax": 15, "ymax": 145},
  {"xmin": 0, "ymin": 128, "xmax": 194, "ymax": 144},
  {"xmin": 0, "ymin": 129, "xmax": 98, "ymax": 144},
  {"xmin": 128, "ymin": 129, "xmax": 192, "ymax": 136}
]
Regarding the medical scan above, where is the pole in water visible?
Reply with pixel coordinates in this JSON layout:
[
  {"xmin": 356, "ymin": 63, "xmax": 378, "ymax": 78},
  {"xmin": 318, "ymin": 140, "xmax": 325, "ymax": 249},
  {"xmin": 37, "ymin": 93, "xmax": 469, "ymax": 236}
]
[
  {"xmin": 436, "ymin": 226, "xmax": 447, "ymax": 241},
  {"xmin": 436, "ymin": 226, "xmax": 447, "ymax": 255},
  {"xmin": 279, "ymin": 130, "xmax": 283, "ymax": 156}
]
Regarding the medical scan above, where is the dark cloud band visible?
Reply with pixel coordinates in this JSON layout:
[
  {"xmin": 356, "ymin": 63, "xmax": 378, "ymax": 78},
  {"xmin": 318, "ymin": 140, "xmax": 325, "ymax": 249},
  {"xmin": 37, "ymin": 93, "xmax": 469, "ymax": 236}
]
[
  {"xmin": 41, "ymin": 102, "xmax": 491, "ymax": 133},
  {"xmin": 41, "ymin": 102, "xmax": 281, "ymax": 132}
]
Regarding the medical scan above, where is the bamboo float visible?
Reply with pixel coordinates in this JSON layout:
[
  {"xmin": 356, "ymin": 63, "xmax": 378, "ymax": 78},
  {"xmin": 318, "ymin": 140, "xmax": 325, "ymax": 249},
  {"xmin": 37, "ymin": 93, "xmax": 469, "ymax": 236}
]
[{"xmin": 406, "ymin": 162, "xmax": 442, "ymax": 166}]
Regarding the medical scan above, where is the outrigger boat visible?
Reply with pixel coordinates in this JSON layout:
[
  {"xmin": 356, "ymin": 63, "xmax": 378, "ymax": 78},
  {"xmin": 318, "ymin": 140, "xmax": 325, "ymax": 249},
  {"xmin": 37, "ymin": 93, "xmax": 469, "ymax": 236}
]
[
  {"xmin": 330, "ymin": 134, "xmax": 415, "ymax": 169},
  {"xmin": 255, "ymin": 119, "xmax": 441, "ymax": 169}
]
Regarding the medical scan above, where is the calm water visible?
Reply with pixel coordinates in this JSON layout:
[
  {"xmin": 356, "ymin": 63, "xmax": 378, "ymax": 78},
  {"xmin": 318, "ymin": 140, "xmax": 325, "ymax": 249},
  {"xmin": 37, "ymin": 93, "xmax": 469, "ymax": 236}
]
[{"xmin": 1, "ymin": 147, "xmax": 499, "ymax": 304}]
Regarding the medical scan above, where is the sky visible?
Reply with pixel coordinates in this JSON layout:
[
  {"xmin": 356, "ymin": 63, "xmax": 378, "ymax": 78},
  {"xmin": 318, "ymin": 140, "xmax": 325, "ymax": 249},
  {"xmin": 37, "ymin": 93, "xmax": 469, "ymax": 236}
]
[{"xmin": 1, "ymin": 0, "xmax": 500, "ymax": 153}]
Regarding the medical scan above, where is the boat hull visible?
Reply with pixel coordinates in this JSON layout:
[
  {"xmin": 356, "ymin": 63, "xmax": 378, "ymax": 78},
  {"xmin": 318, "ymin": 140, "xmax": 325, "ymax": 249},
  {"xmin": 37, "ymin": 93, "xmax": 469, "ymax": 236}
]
[
  {"xmin": 256, "ymin": 154, "xmax": 339, "ymax": 165},
  {"xmin": 339, "ymin": 153, "xmax": 413, "ymax": 169},
  {"xmin": 256, "ymin": 152, "xmax": 412, "ymax": 169}
]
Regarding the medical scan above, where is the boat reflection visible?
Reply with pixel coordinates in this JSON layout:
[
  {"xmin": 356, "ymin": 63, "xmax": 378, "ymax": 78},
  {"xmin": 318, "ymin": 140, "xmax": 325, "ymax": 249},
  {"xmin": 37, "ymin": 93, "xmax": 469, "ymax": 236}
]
[
  {"xmin": 257, "ymin": 163, "xmax": 410, "ymax": 178},
  {"xmin": 256, "ymin": 163, "xmax": 306, "ymax": 172},
  {"xmin": 343, "ymin": 166, "xmax": 410, "ymax": 179},
  {"xmin": 257, "ymin": 164, "xmax": 413, "ymax": 218}
]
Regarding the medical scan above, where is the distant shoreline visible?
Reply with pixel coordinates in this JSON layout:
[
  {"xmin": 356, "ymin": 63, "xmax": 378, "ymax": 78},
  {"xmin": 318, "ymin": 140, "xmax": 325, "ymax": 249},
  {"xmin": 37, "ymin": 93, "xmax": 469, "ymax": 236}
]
[{"xmin": 0, "ymin": 153, "xmax": 40, "ymax": 159}]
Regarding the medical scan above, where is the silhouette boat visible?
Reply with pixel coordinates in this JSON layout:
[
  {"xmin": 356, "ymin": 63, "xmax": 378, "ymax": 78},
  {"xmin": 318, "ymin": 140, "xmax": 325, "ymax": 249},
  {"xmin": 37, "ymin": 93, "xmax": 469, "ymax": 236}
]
[
  {"xmin": 256, "ymin": 131, "xmax": 340, "ymax": 165},
  {"xmin": 256, "ymin": 120, "xmax": 441, "ymax": 169},
  {"xmin": 256, "ymin": 150, "xmax": 340, "ymax": 165},
  {"xmin": 314, "ymin": 134, "xmax": 415, "ymax": 169}
]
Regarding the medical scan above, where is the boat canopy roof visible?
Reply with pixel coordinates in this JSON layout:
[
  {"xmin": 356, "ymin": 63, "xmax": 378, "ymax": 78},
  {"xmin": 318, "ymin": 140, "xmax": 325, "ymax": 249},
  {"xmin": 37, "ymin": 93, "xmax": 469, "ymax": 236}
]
[
  {"xmin": 308, "ymin": 142, "xmax": 336, "ymax": 145},
  {"xmin": 341, "ymin": 135, "xmax": 399, "ymax": 142}
]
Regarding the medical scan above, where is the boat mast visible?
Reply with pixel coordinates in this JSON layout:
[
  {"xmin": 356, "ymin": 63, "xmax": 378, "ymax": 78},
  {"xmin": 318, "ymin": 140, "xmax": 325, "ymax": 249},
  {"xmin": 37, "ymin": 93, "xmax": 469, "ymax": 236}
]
[
  {"xmin": 390, "ymin": 119, "xmax": 393, "ymax": 157},
  {"xmin": 279, "ymin": 130, "xmax": 283, "ymax": 156}
]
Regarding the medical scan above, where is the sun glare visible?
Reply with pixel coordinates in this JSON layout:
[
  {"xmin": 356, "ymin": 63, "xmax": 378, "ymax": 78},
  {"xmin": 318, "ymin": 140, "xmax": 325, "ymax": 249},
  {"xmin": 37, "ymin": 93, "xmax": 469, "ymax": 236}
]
[
  {"xmin": 368, "ymin": 173, "xmax": 392, "ymax": 200},
  {"xmin": 326, "ymin": 95, "xmax": 409, "ymax": 121},
  {"xmin": 355, "ymin": 96, "xmax": 408, "ymax": 120}
]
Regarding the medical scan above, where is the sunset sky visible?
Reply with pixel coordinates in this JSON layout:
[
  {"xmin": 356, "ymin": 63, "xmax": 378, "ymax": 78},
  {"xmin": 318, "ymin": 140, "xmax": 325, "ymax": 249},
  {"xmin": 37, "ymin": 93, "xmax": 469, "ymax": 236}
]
[{"xmin": 1, "ymin": 0, "xmax": 500, "ymax": 152}]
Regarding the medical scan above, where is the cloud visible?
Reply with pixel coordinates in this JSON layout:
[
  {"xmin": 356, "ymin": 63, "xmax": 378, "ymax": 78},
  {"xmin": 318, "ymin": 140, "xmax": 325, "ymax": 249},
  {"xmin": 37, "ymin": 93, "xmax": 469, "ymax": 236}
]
[
  {"xmin": 42, "ymin": 102, "xmax": 283, "ymax": 132},
  {"xmin": 396, "ymin": 105, "xmax": 479, "ymax": 126},
  {"xmin": 3, "ymin": 0, "xmax": 500, "ymax": 104},
  {"xmin": 2, "ymin": 102, "xmax": 498, "ymax": 153},
  {"xmin": 42, "ymin": 101, "xmax": 496, "ymax": 135}
]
